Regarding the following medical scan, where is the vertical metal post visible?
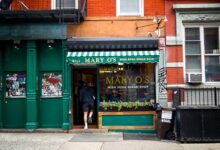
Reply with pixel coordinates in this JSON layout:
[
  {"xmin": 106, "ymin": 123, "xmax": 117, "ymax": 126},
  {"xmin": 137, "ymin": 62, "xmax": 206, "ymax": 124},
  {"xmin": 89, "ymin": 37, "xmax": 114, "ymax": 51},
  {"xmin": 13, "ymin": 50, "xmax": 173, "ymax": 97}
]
[{"xmin": 214, "ymin": 87, "xmax": 217, "ymax": 106}]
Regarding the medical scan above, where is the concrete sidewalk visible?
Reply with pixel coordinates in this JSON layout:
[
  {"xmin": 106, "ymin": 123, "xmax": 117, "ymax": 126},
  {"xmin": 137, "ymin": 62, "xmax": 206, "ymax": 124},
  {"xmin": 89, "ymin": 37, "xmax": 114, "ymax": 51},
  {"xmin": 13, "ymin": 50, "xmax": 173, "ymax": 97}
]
[{"xmin": 0, "ymin": 132, "xmax": 220, "ymax": 150}]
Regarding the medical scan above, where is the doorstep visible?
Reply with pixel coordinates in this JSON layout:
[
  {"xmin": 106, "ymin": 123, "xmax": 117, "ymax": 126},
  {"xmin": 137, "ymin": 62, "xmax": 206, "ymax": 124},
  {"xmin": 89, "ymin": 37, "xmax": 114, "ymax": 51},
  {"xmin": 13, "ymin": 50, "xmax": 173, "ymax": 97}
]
[{"xmin": 0, "ymin": 128, "xmax": 108, "ymax": 133}]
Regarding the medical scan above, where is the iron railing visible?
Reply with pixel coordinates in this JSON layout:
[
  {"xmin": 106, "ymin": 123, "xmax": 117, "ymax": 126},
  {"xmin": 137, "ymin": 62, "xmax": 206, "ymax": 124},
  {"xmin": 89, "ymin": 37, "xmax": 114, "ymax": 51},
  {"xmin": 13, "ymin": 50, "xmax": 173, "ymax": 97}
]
[{"xmin": 173, "ymin": 87, "xmax": 220, "ymax": 106}]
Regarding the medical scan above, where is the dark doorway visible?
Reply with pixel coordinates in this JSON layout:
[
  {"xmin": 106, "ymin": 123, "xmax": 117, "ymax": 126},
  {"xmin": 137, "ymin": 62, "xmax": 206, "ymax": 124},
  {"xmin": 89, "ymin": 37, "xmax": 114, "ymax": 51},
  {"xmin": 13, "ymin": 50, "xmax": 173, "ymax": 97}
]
[{"xmin": 72, "ymin": 67, "xmax": 98, "ymax": 128}]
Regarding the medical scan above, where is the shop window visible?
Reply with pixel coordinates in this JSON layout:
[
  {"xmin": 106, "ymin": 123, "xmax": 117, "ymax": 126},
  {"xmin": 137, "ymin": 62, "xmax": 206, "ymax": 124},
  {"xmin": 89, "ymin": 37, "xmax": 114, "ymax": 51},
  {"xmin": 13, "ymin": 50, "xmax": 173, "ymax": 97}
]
[
  {"xmin": 99, "ymin": 64, "xmax": 155, "ymax": 102},
  {"xmin": 6, "ymin": 73, "xmax": 26, "ymax": 97},
  {"xmin": 41, "ymin": 73, "xmax": 62, "ymax": 97},
  {"xmin": 116, "ymin": 0, "xmax": 143, "ymax": 16},
  {"xmin": 184, "ymin": 27, "xmax": 220, "ymax": 82}
]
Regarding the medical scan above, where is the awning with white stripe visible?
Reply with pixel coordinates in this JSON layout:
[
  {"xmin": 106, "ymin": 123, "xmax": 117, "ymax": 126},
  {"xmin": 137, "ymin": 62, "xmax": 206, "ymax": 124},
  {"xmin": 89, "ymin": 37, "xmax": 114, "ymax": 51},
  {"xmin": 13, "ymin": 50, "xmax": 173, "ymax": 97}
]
[{"xmin": 67, "ymin": 50, "xmax": 159, "ymax": 64}]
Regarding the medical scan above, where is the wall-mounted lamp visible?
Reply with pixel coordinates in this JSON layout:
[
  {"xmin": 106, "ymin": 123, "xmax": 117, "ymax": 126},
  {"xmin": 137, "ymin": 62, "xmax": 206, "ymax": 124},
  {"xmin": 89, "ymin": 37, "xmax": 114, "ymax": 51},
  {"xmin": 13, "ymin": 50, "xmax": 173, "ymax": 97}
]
[
  {"xmin": 13, "ymin": 40, "xmax": 21, "ymax": 49},
  {"xmin": 47, "ymin": 40, "xmax": 54, "ymax": 48}
]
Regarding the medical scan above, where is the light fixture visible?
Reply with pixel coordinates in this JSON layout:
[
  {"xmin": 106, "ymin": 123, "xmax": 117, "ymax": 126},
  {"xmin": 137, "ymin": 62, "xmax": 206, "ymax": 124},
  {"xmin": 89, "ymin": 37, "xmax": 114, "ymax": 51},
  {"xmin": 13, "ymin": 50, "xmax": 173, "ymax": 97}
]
[
  {"xmin": 13, "ymin": 40, "xmax": 20, "ymax": 49},
  {"xmin": 47, "ymin": 40, "xmax": 54, "ymax": 48}
]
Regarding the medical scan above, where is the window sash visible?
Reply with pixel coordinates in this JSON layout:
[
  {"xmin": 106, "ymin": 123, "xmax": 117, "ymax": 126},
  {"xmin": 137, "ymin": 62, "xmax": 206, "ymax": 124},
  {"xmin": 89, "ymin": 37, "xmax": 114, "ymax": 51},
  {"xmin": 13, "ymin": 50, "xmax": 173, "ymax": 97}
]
[
  {"xmin": 117, "ymin": 0, "xmax": 143, "ymax": 16},
  {"xmin": 184, "ymin": 26, "xmax": 220, "ymax": 83},
  {"xmin": 52, "ymin": 0, "xmax": 76, "ymax": 9}
]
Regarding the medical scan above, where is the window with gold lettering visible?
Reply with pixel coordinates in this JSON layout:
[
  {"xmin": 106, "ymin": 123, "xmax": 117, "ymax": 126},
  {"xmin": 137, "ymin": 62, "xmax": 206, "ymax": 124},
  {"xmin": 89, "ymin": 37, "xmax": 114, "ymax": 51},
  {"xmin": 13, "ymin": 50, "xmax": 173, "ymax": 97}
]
[{"xmin": 99, "ymin": 64, "xmax": 155, "ymax": 102}]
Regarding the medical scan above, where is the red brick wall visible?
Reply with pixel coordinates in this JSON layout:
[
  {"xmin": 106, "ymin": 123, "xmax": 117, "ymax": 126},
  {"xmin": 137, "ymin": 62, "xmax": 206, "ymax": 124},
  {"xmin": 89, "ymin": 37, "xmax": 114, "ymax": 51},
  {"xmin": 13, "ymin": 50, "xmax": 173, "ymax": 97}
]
[
  {"xmin": 12, "ymin": 0, "xmax": 51, "ymax": 10},
  {"xmin": 166, "ymin": 46, "xmax": 183, "ymax": 63},
  {"xmin": 87, "ymin": 0, "xmax": 165, "ymax": 17},
  {"xmin": 167, "ymin": 68, "xmax": 184, "ymax": 84}
]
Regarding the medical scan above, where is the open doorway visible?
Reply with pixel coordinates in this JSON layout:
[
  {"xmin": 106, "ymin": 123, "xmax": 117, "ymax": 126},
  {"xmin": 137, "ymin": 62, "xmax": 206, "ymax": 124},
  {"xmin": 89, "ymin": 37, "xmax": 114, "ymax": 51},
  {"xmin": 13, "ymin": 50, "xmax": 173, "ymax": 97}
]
[{"xmin": 72, "ymin": 67, "xmax": 98, "ymax": 129}]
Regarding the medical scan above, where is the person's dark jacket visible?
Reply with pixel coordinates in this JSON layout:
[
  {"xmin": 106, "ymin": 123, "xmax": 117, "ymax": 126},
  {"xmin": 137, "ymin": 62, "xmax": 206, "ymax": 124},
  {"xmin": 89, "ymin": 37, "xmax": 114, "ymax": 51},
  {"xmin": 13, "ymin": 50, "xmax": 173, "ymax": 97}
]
[{"xmin": 80, "ymin": 86, "xmax": 95, "ymax": 104}]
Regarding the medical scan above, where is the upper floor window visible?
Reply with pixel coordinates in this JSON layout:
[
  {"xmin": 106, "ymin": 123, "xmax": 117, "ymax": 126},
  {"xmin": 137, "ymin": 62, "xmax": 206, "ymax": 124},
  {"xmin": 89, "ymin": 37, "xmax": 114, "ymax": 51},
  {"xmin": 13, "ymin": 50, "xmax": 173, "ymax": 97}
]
[
  {"xmin": 52, "ymin": 0, "xmax": 77, "ymax": 9},
  {"xmin": 116, "ymin": 0, "xmax": 144, "ymax": 16},
  {"xmin": 184, "ymin": 26, "xmax": 220, "ymax": 83}
]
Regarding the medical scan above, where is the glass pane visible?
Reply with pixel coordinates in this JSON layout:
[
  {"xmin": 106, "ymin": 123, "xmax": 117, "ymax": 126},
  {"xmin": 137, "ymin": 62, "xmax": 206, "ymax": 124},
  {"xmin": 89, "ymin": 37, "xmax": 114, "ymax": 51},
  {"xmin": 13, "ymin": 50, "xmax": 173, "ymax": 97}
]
[
  {"xmin": 185, "ymin": 56, "xmax": 201, "ymax": 72},
  {"xmin": 204, "ymin": 28, "xmax": 219, "ymax": 54},
  {"xmin": 42, "ymin": 73, "xmax": 62, "ymax": 97},
  {"xmin": 6, "ymin": 73, "xmax": 26, "ymax": 97},
  {"xmin": 185, "ymin": 41, "xmax": 201, "ymax": 55},
  {"xmin": 120, "ymin": 0, "xmax": 140, "ymax": 14},
  {"xmin": 99, "ymin": 64, "xmax": 155, "ymax": 102},
  {"xmin": 205, "ymin": 56, "xmax": 220, "ymax": 82},
  {"xmin": 56, "ymin": 0, "xmax": 75, "ymax": 9},
  {"xmin": 185, "ymin": 28, "xmax": 200, "ymax": 40}
]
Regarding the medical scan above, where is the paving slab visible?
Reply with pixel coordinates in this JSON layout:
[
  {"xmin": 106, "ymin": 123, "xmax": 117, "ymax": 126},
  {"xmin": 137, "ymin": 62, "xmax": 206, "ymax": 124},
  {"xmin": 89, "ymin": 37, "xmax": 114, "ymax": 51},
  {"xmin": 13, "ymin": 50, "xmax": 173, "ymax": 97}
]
[{"xmin": 69, "ymin": 132, "xmax": 123, "ymax": 142}]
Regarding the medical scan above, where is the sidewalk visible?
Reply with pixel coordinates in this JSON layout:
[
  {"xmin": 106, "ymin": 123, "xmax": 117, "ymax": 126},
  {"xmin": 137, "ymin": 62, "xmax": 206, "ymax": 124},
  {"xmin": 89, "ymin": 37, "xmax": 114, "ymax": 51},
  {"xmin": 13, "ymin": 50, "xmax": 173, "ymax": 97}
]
[{"xmin": 0, "ymin": 132, "xmax": 220, "ymax": 150}]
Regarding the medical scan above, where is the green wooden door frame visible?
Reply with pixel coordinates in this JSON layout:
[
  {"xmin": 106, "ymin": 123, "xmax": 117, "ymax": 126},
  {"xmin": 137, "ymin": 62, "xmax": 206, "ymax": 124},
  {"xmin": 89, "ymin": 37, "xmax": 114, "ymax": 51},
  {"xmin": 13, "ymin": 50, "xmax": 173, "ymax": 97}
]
[
  {"xmin": 0, "ymin": 48, "xmax": 2, "ymax": 128},
  {"xmin": 71, "ymin": 65, "xmax": 100, "ymax": 125},
  {"xmin": 26, "ymin": 40, "xmax": 38, "ymax": 130}
]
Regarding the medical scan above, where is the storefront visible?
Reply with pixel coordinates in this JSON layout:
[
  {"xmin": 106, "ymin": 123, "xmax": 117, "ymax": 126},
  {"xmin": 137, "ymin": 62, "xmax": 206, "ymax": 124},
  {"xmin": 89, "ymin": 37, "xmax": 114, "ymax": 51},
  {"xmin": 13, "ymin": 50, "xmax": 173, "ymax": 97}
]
[
  {"xmin": 67, "ymin": 37, "xmax": 160, "ymax": 133},
  {"xmin": 0, "ymin": 9, "xmax": 82, "ymax": 130}
]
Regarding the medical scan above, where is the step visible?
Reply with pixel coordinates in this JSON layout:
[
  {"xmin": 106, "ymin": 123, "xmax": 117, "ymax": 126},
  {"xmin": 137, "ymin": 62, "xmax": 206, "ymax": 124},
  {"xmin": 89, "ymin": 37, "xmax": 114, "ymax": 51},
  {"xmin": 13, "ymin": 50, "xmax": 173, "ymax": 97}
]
[{"xmin": 68, "ymin": 128, "xmax": 108, "ymax": 133}]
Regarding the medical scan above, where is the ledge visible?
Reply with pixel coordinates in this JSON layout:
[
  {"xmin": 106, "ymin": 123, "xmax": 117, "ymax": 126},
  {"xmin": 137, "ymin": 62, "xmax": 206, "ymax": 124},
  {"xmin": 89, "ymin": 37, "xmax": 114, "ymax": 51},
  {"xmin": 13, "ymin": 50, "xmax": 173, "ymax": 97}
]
[{"xmin": 173, "ymin": 3, "xmax": 220, "ymax": 11}]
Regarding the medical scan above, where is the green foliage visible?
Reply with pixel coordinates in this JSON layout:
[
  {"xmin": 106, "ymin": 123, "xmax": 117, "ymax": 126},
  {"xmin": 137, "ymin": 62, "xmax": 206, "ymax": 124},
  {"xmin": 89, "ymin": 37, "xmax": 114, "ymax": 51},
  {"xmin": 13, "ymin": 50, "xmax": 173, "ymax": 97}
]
[
  {"xmin": 102, "ymin": 100, "xmax": 109, "ymax": 111},
  {"xmin": 116, "ymin": 101, "xmax": 123, "ymax": 111},
  {"xmin": 134, "ymin": 100, "xmax": 140, "ymax": 110},
  {"xmin": 109, "ymin": 101, "xmax": 116, "ymax": 109},
  {"xmin": 126, "ymin": 101, "xmax": 132, "ymax": 109},
  {"xmin": 143, "ymin": 101, "xmax": 150, "ymax": 107}
]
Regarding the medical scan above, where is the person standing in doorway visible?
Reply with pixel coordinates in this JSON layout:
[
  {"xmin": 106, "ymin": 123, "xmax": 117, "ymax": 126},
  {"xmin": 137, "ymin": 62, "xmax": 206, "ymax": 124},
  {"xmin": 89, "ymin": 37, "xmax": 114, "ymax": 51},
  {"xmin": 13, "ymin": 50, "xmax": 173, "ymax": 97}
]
[{"xmin": 80, "ymin": 80, "xmax": 95, "ymax": 129}]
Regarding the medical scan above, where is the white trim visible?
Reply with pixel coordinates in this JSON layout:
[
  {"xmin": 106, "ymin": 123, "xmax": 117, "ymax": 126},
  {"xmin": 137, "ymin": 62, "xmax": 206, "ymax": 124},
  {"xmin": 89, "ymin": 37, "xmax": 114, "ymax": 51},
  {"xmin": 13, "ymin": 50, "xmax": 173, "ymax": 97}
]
[
  {"xmin": 155, "ymin": 62, "xmax": 159, "ymax": 105},
  {"xmin": 167, "ymin": 102, "xmax": 173, "ymax": 107},
  {"xmin": 200, "ymin": 26, "xmax": 205, "ymax": 83},
  {"xmin": 166, "ymin": 36, "xmax": 182, "ymax": 45},
  {"xmin": 173, "ymin": 3, "xmax": 220, "ymax": 10},
  {"xmin": 116, "ymin": 0, "xmax": 144, "ymax": 17},
  {"xmin": 167, "ymin": 84, "xmax": 185, "ymax": 88},
  {"xmin": 75, "ymin": 0, "xmax": 78, "ymax": 9},
  {"xmin": 51, "ymin": 0, "xmax": 56, "ymax": 9},
  {"xmin": 166, "ymin": 62, "xmax": 183, "ymax": 68}
]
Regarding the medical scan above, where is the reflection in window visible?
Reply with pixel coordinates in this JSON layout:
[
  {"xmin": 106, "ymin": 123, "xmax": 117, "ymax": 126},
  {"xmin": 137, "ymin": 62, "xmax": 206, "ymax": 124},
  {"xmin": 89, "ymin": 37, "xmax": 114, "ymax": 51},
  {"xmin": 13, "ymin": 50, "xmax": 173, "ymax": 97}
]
[
  {"xmin": 42, "ymin": 73, "xmax": 62, "ymax": 97},
  {"xmin": 99, "ymin": 64, "xmax": 155, "ymax": 102},
  {"xmin": 6, "ymin": 73, "xmax": 26, "ymax": 97}
]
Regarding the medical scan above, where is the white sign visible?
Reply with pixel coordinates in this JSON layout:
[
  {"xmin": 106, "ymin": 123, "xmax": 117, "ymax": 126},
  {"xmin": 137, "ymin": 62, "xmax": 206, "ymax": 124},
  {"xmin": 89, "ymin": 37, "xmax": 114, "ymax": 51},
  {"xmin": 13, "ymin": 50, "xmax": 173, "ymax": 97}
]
[
  {"xmin": 162, "ymin": 118, "xmax": 171, "ymax": 123},
  {"xmin": 162, "ymin": 110, "xmax": 172, "ymax": 120}
]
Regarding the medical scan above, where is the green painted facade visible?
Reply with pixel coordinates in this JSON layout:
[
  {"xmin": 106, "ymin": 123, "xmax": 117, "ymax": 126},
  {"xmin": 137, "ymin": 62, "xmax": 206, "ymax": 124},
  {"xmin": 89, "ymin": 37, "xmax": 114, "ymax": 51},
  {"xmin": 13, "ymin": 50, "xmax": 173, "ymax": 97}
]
[
  {"xmin": 0, "ymin": 46, "xmax": 3, "ymax": 128},
  {"xmin": 0, "ymin": 24, "xmax": 71, "ymax": 130},
  {"xmin": 102, "ymin": 115, "xmax": 154, "ymax": 126}
]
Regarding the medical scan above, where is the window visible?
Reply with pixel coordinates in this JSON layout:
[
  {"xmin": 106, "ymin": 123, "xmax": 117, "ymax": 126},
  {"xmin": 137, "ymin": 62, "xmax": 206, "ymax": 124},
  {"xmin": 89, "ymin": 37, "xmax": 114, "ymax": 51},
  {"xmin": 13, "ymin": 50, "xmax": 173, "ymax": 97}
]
[
  {"xmin": 117, "ymin": 0, "xmax": 143, "ymax": 16},
  {"xmin": 184, "ymin": 26, "xmax": 220, "ymax": 82},
  {"xmin": 99, "ymin": 64, "xmax": 155, "ymax": 102},
  {"xmin": 51, "ymin": 0, "xmax": 76, "ymax": 9},
  {"xmin": 6, "ymin": 73, "xmax": 26, "ymax": 97},
  {"xmin": 41, "ymin": 73, "xmax": 62, "ymax": 97}
]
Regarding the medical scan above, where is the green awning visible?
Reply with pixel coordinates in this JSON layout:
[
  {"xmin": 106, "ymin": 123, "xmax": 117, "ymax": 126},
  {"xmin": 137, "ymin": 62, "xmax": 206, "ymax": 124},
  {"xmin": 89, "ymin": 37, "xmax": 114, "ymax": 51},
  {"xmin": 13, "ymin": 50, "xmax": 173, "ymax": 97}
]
[{"xmin": 67, "ymin": 50, "xmax": 159, "ymax": 64}]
